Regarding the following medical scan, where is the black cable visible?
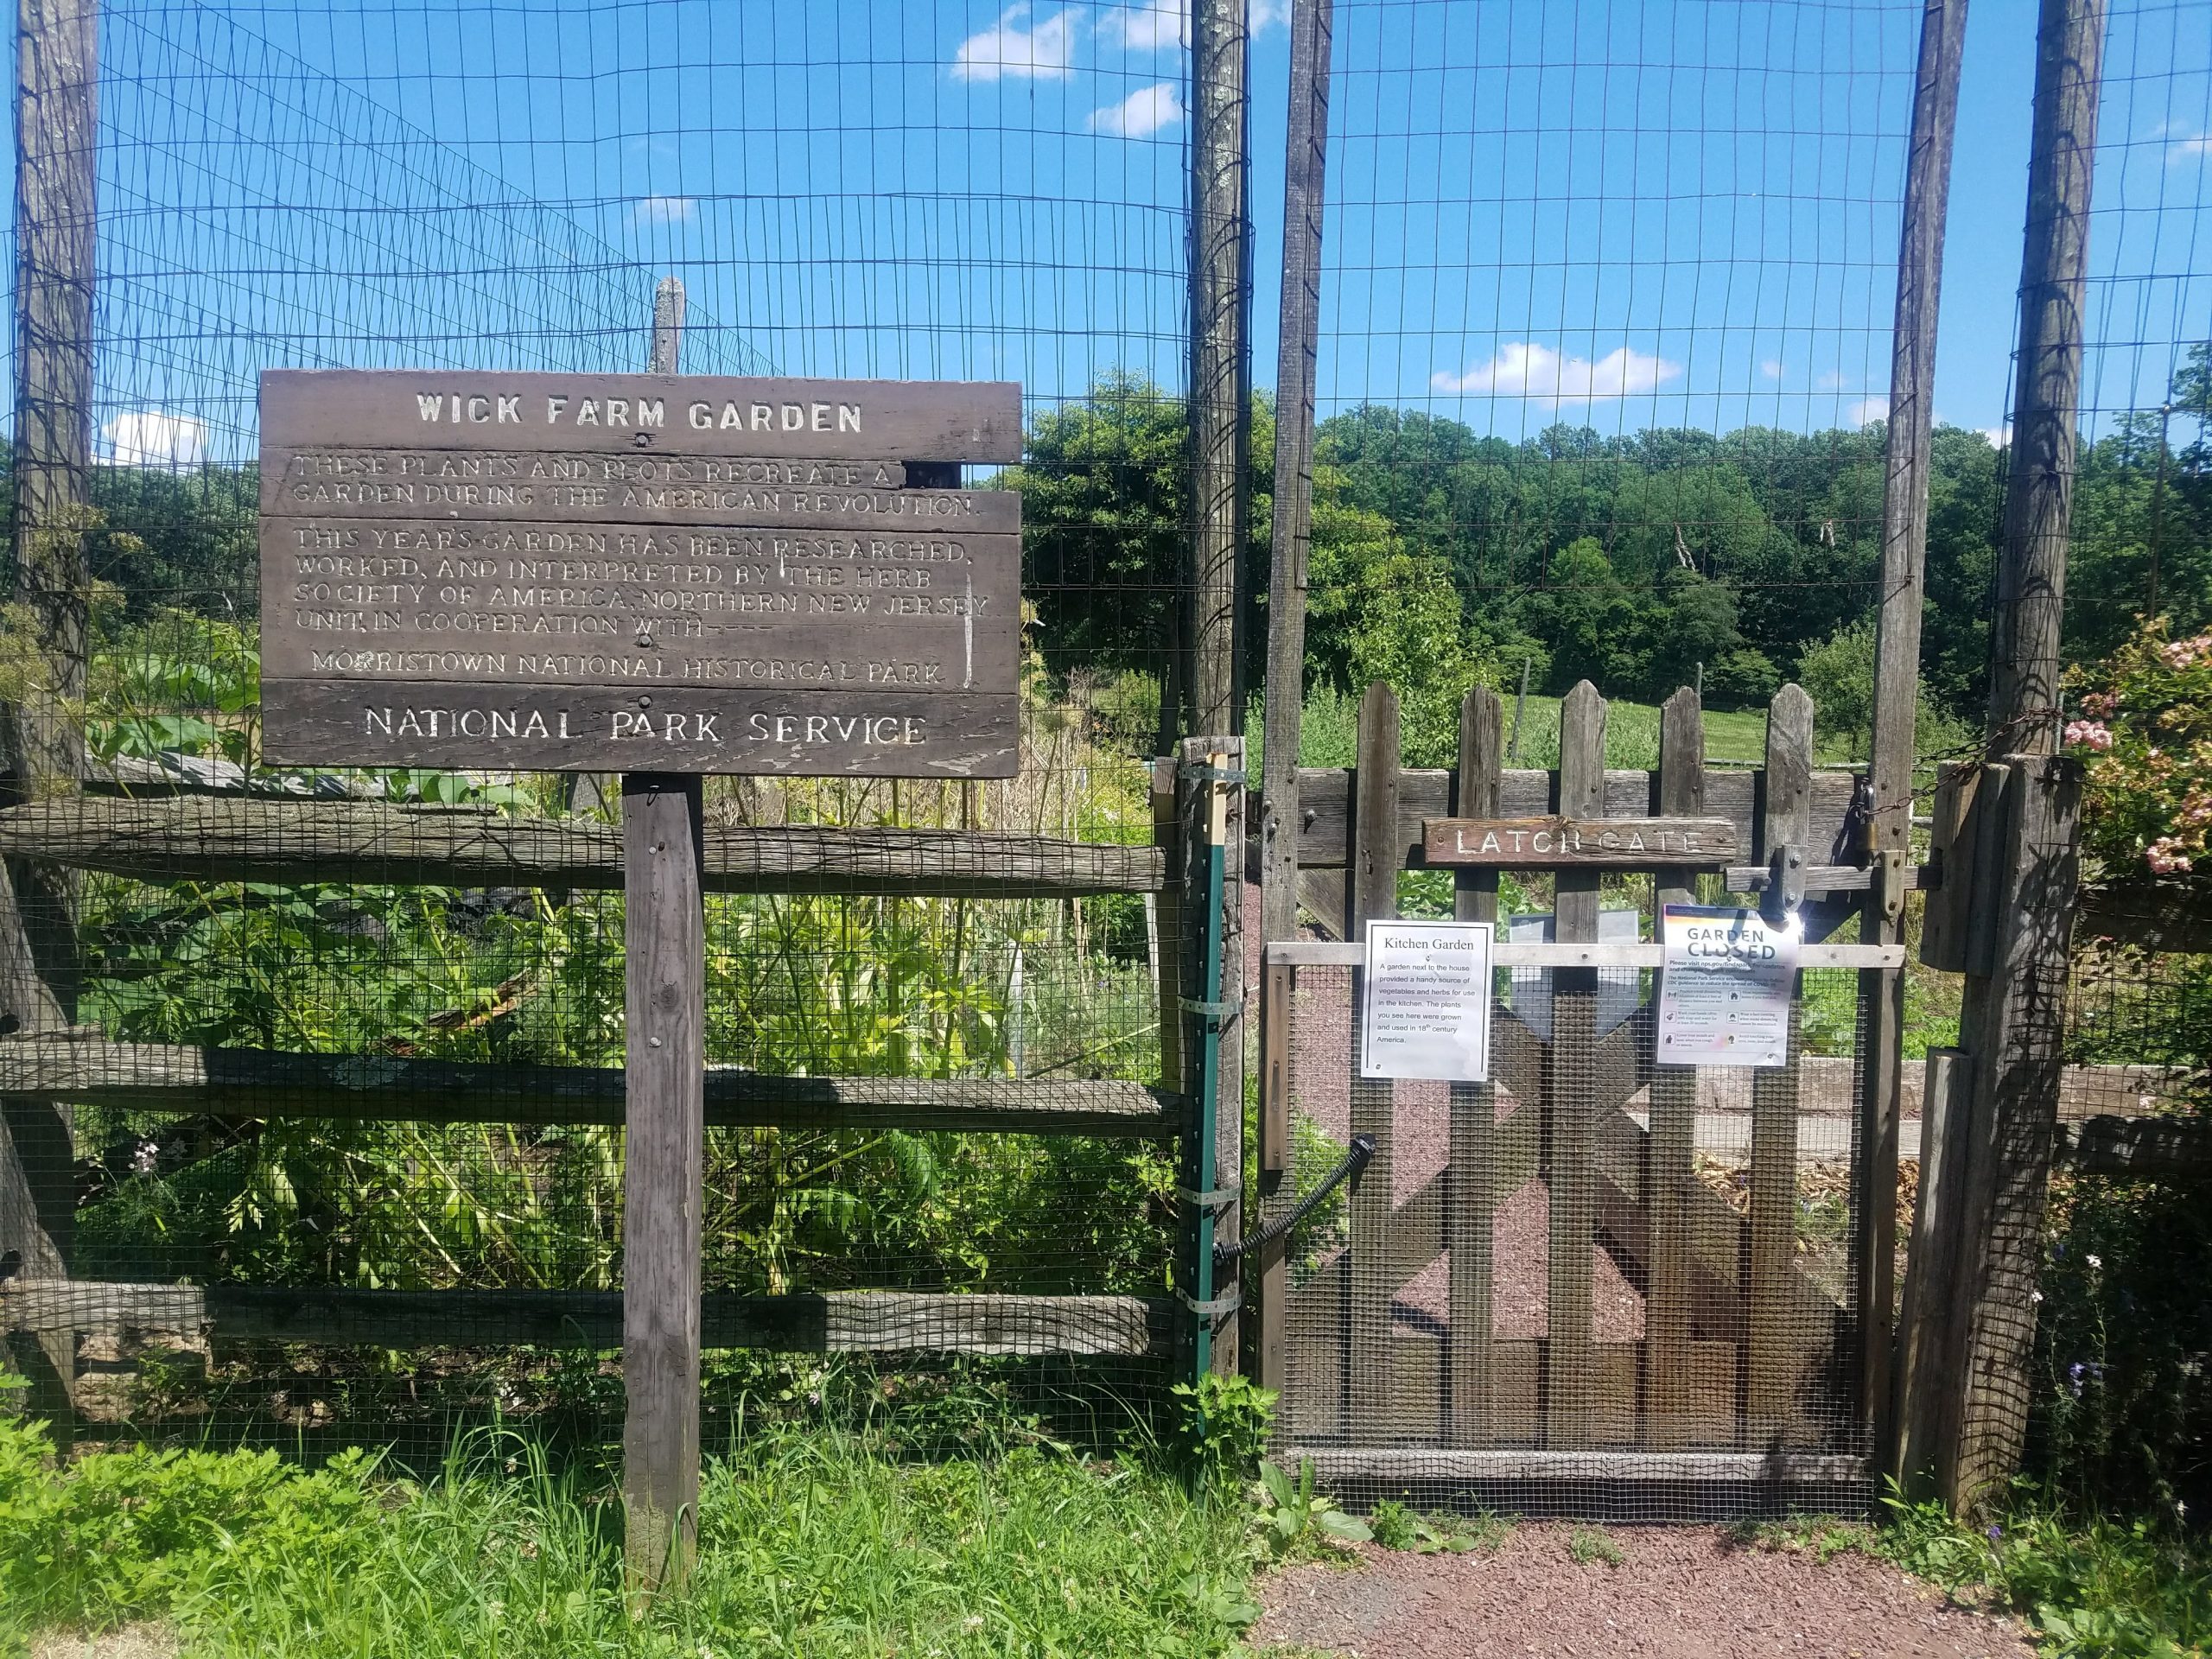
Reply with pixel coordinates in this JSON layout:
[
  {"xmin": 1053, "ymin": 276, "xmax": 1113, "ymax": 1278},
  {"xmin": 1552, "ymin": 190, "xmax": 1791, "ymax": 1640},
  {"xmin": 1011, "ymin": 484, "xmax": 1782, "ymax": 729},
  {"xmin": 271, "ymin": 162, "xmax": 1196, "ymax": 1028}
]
[{"xmin": 1214, "ymin": 1133, "xmax": 1375, "ymax": 1267}]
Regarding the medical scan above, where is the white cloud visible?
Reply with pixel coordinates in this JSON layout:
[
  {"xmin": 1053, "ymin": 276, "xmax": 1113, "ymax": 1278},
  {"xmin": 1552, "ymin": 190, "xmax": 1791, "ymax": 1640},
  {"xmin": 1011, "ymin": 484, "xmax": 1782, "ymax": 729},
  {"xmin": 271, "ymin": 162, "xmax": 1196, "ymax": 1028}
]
[
  {"xmin": 1847, "ymin": 397, "xmax": 1890, "ymax": 426},
  {"xmin": 1101, "ymin": 0, "xmax": 1185, "ymax": 49},
  {"xmin": 1429, "ymin": 342, "xmax": 1681, "ymax": 407},
  {"xmin": 1759, "ymin": 359, "xmax": 1784, "ymax": 381},
  {"xmin": 1976, "ymin": 423, "xmax": 2013, "ymax": 448},
  {"xmin": 102, "ymin": 410, "xmax": 207, "ymax": 469},
  {"xmin": 2167, "ymin": 131, "xmax": 2212, "ymax": 164},
  {"xmin": 952, "ymin": 5, "xmax": 1077, "ymax": 80},
  {"xmin": 1250, "ymin": 0, "xmax": 1289, "ymax": 28},
  {"xmin": 629, "ymin": 195, "xmax": 696, "ymax": 227},
  {"xmin": 1089, "ymin": 80, "xmax": 1183, "ymax": 137},
  {"xmin": 1816, "ymin": 369, "xmax": 1847, "ymax": 391}
]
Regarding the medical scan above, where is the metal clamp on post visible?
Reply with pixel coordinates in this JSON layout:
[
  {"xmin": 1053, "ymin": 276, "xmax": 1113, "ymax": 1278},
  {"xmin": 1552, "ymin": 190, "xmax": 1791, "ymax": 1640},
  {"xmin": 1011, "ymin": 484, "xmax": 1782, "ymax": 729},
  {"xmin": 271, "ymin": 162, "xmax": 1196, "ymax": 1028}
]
[
  {"xmin": 1177, "ymin": 1287, "xmax": 1243, "ymax": 1320},
  {"xmin": 1185, "ymin": 764, "xmax": 1248, "ymax": 786},
  {"xmin": 1177, "ymin": 1181, "xmax": 1243, "ymax": 1213},
  {"xmin": 1179, "ymin": 995, "xmax": 1238, "ymax": 1029}
]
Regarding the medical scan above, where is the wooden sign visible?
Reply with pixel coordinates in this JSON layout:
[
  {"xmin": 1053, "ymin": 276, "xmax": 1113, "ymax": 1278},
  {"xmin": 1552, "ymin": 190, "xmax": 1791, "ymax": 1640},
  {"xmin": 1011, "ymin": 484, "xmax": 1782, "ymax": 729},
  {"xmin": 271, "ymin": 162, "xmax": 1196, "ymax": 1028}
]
[
  {"xmin": 1421, "ymin": 816, "xmax": 1739, "ymax": 867},
  {"xmin": 257, "ymin": 371, "xmax": 1022, "ymax": 777}
]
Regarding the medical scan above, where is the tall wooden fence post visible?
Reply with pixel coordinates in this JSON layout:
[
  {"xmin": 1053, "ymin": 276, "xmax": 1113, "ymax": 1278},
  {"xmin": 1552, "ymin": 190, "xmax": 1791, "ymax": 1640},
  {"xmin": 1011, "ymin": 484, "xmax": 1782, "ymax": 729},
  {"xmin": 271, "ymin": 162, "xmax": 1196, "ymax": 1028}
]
[
  {"xmin": 1189, "ymin": 0, "xmax": 1249, "ymax": 738},
  {"xmin": 1256, "ymin": 0, "xmax": 1333, "ymax": 949},
  {"xmin": 622, "ymin": 276, "xmax": 704, "ymax": 1594},
  {"xmin": 4, "ymin": 0, "xmax": 99, "ymax": 1433},
  {"xmin": 1863, "ymin": 0, "xmax": 1968, "ymax": 1454},
  {"xmin": 1987, "ymin": 0, "xmax": 2107, "ymax": 756}
]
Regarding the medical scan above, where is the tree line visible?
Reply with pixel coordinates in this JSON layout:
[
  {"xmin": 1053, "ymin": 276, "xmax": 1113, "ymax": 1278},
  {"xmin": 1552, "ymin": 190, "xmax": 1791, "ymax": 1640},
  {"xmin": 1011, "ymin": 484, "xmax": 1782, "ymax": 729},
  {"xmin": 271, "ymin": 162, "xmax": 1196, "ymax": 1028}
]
[{"xmin": 12, "ymin": 340, "xmax": 2207, "ymax": 765}]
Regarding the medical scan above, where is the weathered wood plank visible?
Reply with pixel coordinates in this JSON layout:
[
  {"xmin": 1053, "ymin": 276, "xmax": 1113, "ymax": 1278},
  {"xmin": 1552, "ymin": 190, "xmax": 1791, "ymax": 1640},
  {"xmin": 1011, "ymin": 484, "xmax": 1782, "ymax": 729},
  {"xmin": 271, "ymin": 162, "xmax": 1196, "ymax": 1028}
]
[
  {"xmin": 2055, "ymin": 1113, "xmax": 2212, "ymax": 1179},
  {"xmin": 1284, "ymin": 1446, "xmax": 1867, "ymax": 1484},
  {"xmin": 1285, "ymin": 766, "xmax": 1859, "ymax": 870},
  {"xmin": 261, "ymin": 679, "xmax": 1020, "ymax": 779},
  {"xmin": 1892, "ymin": 1048, "xmax": 1970, "ymax": 1491},
  {"xmin": 1450, "ymin": 686, "xmax": 1503, "ymax": 1446},
  {"xmin": 1749, "ymin": 687, "xmax": 1815, "ymax": 1446},
  {"xmin": 2076, "ymin": 880, "xmax": 2212, "ymax": 956},
  {"xmin": 261, "ymin": 371, "xmax": 1025, "ymax": 462},
  {"xmin": 1348, "ymin": 684, "xmax": 1401, "ymax": 1429},
  {"xmin": 0, "ymin": 1280, "xmax": 1173, "ymax": 1356},
  {"xmin": 1422, "ymin": 816, "xmax": 1738, "ymax": 868},
  {"xmin": 1255, "ymin": 0, "xmax": 1334, "ymax": 951},
  {"xmin": 622, "ymin": 772, "xmax": 704, "ymax": 1586},
  {"xmin": 0, "ymin": 798, "xmax": 1165, "ymax": 897},
  {"xmin": 0, "ymin": 1039, "xmax": 1182, "ymax": 1136},
  {"xmin": 1547, "ymin": 682, "xmax": 1606, "ymax": 1452},
  {"xmin": 1948, "ymin": 755, "xmax": 2087, "ymax": 1511},
  {"xmin": 1649, "ymin": 687, "xmax": 1703, "ymax": 1446}
]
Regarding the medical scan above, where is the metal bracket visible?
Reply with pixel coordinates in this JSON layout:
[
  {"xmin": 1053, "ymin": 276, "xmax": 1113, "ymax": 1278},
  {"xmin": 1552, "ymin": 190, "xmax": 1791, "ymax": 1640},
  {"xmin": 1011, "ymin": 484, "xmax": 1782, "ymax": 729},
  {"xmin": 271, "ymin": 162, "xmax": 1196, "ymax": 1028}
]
[
  {"xmin": 1177, "ymin": 1287, "xmax": 1243, "ymax": 1319},
  {"xmin": 1177, "ymin": 1182, "xmax": 1243, "ymax": 1212},
  {"xmin": 1185, "ymin": 764, "xmax": 1248, "ymax": 785},
  {"xmin": 1760, "ymin": 842, "xmax": 1806, "ymax": 930},
  {"xmin": 1179, "ymin": 995, "xmax": 1239, "ymax": 1027}
]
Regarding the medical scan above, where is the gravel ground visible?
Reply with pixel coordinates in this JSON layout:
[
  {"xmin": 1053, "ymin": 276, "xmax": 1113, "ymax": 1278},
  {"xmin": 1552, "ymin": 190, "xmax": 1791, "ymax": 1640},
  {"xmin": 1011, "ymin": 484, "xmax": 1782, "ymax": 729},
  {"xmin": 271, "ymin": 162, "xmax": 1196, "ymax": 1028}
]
[{"xmin": 1252, "ymin": 1525, "xmax": 2034, "ymax": 1658}]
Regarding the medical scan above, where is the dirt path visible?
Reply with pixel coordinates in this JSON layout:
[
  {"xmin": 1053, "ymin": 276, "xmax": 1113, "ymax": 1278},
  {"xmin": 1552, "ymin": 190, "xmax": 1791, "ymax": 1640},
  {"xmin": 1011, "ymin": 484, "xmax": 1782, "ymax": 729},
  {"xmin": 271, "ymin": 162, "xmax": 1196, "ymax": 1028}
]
[{"xmin": 1252, "ymin": 1524, "xmax": 2033, "ymax": 1659}]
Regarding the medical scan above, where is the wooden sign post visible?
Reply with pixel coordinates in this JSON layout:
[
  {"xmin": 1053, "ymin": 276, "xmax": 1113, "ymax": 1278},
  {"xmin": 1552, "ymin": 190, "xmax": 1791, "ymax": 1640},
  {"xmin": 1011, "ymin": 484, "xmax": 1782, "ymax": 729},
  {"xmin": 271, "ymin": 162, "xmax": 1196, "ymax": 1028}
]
[{"xmin": 256, "ymin": 321, "xmax": 1022, "ymax": 1594}]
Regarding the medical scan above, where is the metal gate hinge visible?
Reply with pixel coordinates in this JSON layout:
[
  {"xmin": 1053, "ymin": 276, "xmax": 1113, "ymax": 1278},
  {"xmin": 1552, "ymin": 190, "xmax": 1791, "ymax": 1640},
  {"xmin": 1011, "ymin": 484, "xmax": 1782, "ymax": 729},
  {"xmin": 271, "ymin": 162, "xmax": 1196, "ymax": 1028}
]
[{"xmin": 1186, "ymin": 764, "xmax": 1248, "ymax": 785}]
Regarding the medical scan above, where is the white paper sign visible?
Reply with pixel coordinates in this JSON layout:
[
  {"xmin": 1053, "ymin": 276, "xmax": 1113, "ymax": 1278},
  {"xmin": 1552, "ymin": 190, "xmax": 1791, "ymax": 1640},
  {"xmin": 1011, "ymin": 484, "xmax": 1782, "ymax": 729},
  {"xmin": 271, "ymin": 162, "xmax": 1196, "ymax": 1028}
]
[
  {"xmin": 1360, "ymin": 920, "xmax": 1494, "ymax": 1081},
  {"xmin": 1656, "ymin": 904, "xmax": 1801, "ymax": 1070}
]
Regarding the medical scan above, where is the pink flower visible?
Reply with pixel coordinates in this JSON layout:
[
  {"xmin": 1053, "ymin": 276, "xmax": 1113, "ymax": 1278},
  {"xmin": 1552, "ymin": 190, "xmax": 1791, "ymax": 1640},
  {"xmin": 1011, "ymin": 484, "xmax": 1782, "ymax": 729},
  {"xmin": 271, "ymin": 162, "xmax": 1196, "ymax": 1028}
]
[
  {"xmin": 2080, "ymin": 693, "xmax": 2116, "ymax": 719},
  {"xmin": 2064, "ymin": 719, "xmax": 2113, "ymax": 752},
  {"xmin": 2148, "ymin": 837, "xmax": 2194, "ymax": 875}
]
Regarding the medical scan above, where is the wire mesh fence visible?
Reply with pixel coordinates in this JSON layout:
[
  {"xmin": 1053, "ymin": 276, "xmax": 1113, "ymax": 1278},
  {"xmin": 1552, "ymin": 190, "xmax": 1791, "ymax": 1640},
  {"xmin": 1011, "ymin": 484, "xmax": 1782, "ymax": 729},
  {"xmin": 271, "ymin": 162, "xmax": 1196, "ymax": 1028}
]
[
  {"xmin": 4, "ymin": 0, "xmax": 1214, "ymax": 1466},
  {"xmin": 1266, "ymin": 960, "xmax": 1871, "ymax": 1519}
]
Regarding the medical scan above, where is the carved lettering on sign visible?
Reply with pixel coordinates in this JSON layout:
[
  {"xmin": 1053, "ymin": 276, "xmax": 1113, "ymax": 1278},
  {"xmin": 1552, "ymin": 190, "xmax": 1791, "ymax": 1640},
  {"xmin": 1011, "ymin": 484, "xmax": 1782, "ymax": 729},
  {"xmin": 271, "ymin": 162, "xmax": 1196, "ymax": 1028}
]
[
  {"xmin": 1420, "ymin": 816, "xmax": 1741, "ymax": 868},
  {"xmin": 258, "ymin": 371, "xmax": 1023, "ymax": 776}
]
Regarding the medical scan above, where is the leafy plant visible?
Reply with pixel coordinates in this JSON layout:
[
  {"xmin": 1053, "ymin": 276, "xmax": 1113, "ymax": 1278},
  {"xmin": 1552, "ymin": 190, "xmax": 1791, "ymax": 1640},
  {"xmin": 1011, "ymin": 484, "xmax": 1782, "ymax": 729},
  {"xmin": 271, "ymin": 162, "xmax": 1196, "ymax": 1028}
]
[
  {"xmin": 1173, "ymin": 1373, "xmax": 1276, "ymax": 1491},
  {"xmin": 1368, "ymin": 1498, "xmax": 1504, "ymax": 1555},
  {"xmin": 1254, "ymin": 1459, "xmax": 1370, "ymax": 1557},
  {"xmin": 1567, "ymin": 1525, "xmax": 1624, "ymax": 1567}
]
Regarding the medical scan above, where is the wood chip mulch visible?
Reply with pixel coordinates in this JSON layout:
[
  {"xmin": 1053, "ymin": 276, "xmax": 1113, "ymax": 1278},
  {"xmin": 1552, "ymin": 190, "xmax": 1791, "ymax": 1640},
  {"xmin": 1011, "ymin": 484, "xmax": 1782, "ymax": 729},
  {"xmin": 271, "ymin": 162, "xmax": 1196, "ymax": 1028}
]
[{"xmin": 1251, "ymin": 1524, "xmax": 2035, "ymax": 1658}]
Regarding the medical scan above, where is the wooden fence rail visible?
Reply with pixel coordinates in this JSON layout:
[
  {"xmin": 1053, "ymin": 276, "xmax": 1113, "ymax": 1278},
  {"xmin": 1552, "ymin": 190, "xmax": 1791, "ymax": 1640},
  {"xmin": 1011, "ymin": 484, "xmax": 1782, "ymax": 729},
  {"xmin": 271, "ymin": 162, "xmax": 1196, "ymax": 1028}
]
[
  {"xmin": 0, "ymin": 1038, "xmax": 1183, "ymax": 1137},
  {"xmin": 0, "ymin": 1279, "xmax": 1176, "ymax": 1357},
  {"xmin": 0, "ymin": 798, "xmax": 1166, "ymax": 899}
]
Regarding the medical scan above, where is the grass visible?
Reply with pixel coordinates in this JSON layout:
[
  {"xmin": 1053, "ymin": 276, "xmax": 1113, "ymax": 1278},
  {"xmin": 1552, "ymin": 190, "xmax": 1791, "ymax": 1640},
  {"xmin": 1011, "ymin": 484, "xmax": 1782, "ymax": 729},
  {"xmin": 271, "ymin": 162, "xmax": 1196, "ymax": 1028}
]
[
  {"xmin": 1736, "ymin": 1495, "xmax": 2212, "ymax": 1658},
  {"xmin": 0, "ymin": 1411, "xmax": 1262, "ymax": 1658}
]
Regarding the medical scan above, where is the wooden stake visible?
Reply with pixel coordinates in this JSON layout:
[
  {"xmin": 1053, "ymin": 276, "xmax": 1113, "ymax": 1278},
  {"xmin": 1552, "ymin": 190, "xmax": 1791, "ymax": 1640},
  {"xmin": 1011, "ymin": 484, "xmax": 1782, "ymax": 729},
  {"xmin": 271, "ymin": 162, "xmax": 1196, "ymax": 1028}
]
[{"xmin": 622, "ymin": 276, "xmax": 702, "ymax": 1596}]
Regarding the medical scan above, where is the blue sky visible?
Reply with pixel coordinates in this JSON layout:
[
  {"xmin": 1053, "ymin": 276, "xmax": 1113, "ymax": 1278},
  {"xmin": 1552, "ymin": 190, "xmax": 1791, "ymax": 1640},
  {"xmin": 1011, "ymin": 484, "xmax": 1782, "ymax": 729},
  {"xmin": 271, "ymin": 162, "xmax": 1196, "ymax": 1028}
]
[{"xmin": 62, "ymin": 0, "xmax": 2212, "ymax": 466}]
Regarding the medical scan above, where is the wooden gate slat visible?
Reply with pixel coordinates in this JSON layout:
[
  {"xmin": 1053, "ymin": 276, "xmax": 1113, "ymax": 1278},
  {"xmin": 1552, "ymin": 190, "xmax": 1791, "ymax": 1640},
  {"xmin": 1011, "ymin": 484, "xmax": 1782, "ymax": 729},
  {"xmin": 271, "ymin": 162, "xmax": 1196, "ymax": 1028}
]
[
  {"xmin": 1748, "ymin": 685, "xmax": 1815, "ymax": 1442},
  {"xmin": 1449, "ymin": 686, "xmax": 1504, "ymax": 1446},
  {"xmin": 1647, "ymin": 687, "xmax": 1704, "ymax": 1447},
  {"xmin": 1545, "ymin": 682, "xmax": 1606, "ymax": 1450},
  {"xmin": 1348, "ymin": 684, "xmax": 1402, "ymax": 1433}
]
